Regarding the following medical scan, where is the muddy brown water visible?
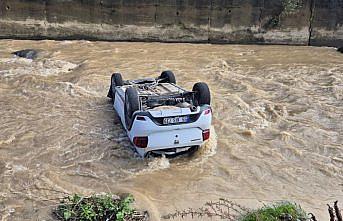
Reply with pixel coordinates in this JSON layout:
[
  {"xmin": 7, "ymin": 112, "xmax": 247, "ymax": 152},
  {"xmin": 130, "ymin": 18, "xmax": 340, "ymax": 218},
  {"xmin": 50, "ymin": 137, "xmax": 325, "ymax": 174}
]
[{"xmin": 0, "ymin": 40, "xmax": 342, "ymax": 220}]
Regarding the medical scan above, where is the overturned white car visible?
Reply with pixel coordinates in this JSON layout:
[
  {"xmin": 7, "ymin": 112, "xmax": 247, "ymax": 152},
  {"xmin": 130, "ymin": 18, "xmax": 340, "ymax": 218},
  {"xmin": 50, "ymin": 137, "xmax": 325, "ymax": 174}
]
[{"xmin": 107, "ymin": 71, "xmax": 212, "ymax": 157}]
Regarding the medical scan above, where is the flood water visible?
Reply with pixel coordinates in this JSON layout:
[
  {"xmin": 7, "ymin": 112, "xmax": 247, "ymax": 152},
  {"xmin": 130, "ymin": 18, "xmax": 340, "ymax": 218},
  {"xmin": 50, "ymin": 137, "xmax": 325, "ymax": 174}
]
[{"xmin": 0, "ymin": 40, "xmax": 342, "ymax": 220}]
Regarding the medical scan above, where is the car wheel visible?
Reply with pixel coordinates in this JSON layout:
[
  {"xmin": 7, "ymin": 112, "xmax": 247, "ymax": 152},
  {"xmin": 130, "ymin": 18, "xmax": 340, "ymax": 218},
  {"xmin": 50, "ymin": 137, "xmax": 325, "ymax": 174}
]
[
  {"xmin": 192, "ymin": 82, "xmax": 211, "ymax": 105},
  {"xmin": 160, "ymin": 71, "xmax": 176, "ymax": 84},
  {"xmin": 107, "ymin": 73, "xmax": 124, "ymax": 100},
  {"xmin": 124, "ymin": 87, "xmax": 140, "ymax": 130}
]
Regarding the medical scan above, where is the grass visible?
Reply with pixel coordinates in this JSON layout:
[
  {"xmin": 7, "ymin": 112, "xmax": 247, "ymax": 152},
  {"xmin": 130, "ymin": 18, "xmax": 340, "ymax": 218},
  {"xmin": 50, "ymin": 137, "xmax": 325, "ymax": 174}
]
[
  {"xmin": 240, "ymin": 202, "xmax": 308, "ymax": 221},
  {"xmin": 53, "ymin": 193, "xmax": 148, "ymax": 221}
]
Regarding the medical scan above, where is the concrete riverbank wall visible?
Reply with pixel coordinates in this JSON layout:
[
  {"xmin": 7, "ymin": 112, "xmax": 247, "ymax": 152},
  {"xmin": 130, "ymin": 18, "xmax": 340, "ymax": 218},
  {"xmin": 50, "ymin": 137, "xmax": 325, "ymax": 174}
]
[{"xmin": 0, "ymin": 0, "xmax": 342, "ymax": 46}]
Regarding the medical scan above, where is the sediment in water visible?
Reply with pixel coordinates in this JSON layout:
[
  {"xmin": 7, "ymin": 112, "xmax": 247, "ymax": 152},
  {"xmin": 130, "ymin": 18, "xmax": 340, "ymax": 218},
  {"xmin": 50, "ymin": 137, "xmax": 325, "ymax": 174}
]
[{"xmin": 0, "ymin": 40, "xmax": 342, "ymax": 220}]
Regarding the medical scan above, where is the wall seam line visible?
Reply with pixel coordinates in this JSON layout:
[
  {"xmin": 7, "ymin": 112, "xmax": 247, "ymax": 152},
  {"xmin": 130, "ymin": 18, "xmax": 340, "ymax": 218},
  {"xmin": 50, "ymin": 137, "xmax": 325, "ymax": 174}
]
[{"xmin": 308, "ymin": 0, "xmax": 316, "ymax": 46}]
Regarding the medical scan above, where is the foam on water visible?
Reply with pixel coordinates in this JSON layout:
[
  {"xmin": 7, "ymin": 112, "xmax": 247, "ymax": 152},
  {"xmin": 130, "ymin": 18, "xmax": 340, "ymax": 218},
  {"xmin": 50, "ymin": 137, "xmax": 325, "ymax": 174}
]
[
  {"xmin": 0, "ymin": 57, "xmax": 78, "ymax": 77},
  {"xmin": 138, "ymin": 156, "xmax": 171, "ymax": 174},
  {"xmin": 181, "ymin": 126, "xmax": 218, "ymax": 166}
]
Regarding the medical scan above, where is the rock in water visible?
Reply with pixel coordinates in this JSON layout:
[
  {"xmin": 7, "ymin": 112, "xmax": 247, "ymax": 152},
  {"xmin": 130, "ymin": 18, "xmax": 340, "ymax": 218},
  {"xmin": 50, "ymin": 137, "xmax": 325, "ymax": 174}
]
[
  {"xmin": 12, "ymin": 49, "xmax": 38, "ymax": 59},
  {"xmin": 337, "ymin": 47, "xmax": 343, "ymax": 53}
]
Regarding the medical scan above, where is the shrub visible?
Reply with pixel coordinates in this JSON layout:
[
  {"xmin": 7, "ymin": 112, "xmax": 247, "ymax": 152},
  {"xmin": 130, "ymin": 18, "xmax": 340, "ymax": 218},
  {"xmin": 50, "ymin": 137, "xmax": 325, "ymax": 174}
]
[
  {"xmin": 162, "ymin": 199, "xmax": 309, "ymax": 221},
  {"xmin": 53, "ymin": 193, "xmax": 148, "ymax": 221},
  {"xmin": 240, "ymin": 202, "xmax": 308, "ymax": 221}
]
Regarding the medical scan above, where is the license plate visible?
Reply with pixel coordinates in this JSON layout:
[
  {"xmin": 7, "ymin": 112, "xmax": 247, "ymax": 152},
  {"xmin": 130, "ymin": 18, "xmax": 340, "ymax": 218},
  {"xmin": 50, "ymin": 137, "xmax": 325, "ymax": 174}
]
[{"xmin": 163, "ymin": 116, "xmax": 189, "ymax": 125}]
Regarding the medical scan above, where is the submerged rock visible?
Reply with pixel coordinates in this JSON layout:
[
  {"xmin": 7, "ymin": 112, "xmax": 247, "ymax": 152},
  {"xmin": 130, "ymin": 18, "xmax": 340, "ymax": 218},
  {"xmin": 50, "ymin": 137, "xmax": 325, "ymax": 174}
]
[
  {"xmin": 337, "ymin": 47, "xmax": 343, "ymax": 53},
  {"xmin": 12, "ymin": 49, "xmax": 38, "ymax": 59}
]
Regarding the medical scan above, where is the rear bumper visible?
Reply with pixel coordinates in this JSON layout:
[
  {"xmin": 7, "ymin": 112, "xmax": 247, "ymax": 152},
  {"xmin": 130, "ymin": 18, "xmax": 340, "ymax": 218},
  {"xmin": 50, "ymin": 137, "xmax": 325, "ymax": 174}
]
[
  {"xmin": 149, "ymin": 127, "xmax": 204, "ymax": 148},
  {"xmin": 128, "ymin": 110, "xmax": 211, "ymax": 157},
  {"xmin": 136, "ymin": 127, "xmax": 204, "ymax": 157}
]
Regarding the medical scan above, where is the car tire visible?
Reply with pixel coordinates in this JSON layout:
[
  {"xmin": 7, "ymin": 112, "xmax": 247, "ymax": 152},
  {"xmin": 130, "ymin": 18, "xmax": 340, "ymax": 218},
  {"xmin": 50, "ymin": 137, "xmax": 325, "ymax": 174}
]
[
  {"xmin": 192, "ymin": 82, "xmax": 211, "ymax": 105},
  {"xmin": 160, "ymin": 71, "xmax": 176, "ymax": 84},
  {"xmin": 107, "ymin": 73, "xmax": 124, "ymax": 100},
  {"xmin": 124, "ymin": 87, "xmax": 140, "ymax": 130}
]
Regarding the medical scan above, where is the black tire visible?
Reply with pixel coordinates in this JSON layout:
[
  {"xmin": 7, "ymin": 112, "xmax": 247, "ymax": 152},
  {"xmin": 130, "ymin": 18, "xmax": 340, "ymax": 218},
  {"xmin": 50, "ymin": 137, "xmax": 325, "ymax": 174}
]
[
  {"xmin": 124, "ymin": 87, "xmax": 140, "ymax": 130},
  {"xmin": 160, "ymin": 71, "xmax": 176, "ymax": 84},
  {"xmin": 112, "ymin": 73, "xmax": 123, "ymax": 87},
  {"xmin": 107, "ymin": 73, "xmax": 124, "ymax": 99},
  {"xmin": 192, "ymin": 82, "xmax": 211, "ymax": 106}
]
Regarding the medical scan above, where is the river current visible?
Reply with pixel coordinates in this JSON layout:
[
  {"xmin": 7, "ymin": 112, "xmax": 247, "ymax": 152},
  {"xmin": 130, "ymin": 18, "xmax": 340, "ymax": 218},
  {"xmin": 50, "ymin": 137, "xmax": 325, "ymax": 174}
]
[{"xmin": 0, "ymin": 40, "xmax": 342, "ymax": 220}]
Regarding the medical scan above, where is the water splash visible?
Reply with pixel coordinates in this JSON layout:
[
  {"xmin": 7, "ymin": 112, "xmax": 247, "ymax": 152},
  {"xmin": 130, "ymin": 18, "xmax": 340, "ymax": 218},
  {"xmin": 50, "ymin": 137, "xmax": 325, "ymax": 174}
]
[{"xmin": 0, "ymin": 57, "xmax": 78, "ymax": 77}]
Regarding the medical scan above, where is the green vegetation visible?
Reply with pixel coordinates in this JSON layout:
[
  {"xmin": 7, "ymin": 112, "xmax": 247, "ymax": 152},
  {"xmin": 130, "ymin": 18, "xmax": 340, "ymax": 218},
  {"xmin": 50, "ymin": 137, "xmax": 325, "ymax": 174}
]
[
  {"xmin": 240, "ymin": 202, "xmax": 308, "ymax": 221},
  {"xmin": 265, "ymin": 0, "xmax": 303, "ymax": 28},
  {"xmin": 282, "ymin": 0, "xmax": 303, "ymax": 15},
  {"xmin": 53, "ymin": 194, "xmax": 147, "ymax": 221},
  {"xmin": 53, "ymin": 194, "xmax": 340, "ymax": 221},
  {"xmin": 163, "ymin": 199, "xmax": 310, "ymax": 221}
]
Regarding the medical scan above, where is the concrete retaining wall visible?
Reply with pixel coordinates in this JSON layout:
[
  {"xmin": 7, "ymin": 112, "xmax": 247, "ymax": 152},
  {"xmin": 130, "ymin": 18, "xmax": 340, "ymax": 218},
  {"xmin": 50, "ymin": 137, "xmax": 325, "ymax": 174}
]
[{"xmin": 0, "ymin": 0, "xmax": 342, "ymax": 46}]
